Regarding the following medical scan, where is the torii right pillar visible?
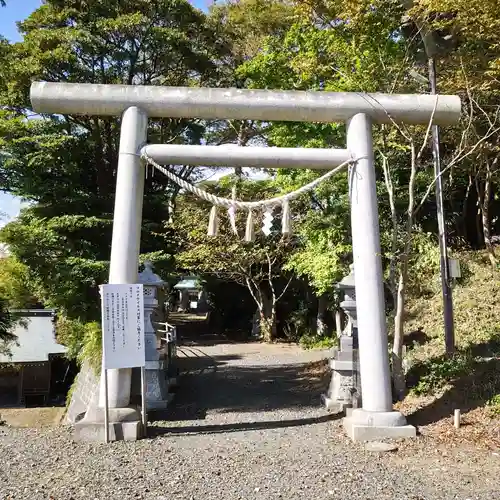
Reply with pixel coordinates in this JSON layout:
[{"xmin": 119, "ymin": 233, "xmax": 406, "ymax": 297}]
[{"xmin": 343, "ymin": 113, "xmax": 416, "ymax": 441}]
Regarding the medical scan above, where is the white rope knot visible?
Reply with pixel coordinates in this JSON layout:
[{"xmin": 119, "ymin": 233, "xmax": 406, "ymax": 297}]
[{"xmin": 142, "ymin": 152, "xmax": 365, "ymax": 240}]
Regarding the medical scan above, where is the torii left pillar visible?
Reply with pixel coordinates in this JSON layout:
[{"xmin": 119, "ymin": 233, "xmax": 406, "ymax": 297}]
[{"xmin": 75, "ymin": 106, "xmax": 147, "ymax": 442}]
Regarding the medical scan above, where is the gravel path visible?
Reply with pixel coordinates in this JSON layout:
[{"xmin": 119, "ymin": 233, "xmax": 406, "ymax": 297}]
[{"xmin": 1, "ymin": 340, "xmax": 499, "ymax": 500}]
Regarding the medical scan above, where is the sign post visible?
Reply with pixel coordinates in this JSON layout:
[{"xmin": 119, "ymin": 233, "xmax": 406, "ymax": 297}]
[{"xmin": 100, "ymin": 284, "xmax": 146, "ymax": 442}]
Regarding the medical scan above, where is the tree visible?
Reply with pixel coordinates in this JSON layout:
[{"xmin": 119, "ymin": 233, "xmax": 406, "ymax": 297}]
[
  {"xmin": 172, "ymin": 176, "xmax": 294, "ymax": 342},
  {"xmin": 225, "ymin": 0, "xmax": 500, "ymax": 394},
  {"xmin": 234, "ymin": 0, "xmax": 413, "ymax": 329},
  {"xmin": 0, "ymin": 0, "xmax": 225, "ymax": 350},
  {"xmin": 202, "ymin": 0, "xmax": 297, "ymax": 201},
  {"xmin": 0, "ymin": 256, "xmax": 40, "ymax": 309},
  {"xmin": 404, "ymin": 0, "xmax": 500, "ymax": 264}
]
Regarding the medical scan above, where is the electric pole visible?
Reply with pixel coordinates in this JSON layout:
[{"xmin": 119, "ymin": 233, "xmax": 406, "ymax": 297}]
[{"xmin": 428, "ymin": 56, "xmax": 455, "ymax": 355}]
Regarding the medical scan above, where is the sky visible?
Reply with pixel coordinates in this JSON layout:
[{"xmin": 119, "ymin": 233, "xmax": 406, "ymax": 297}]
[{"xmin": 0, "ymin": 0, "xmax": 212, "ymax": 224}]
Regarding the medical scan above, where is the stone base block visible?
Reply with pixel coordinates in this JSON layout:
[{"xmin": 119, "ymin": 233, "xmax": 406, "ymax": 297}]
[
  {"xmin": 147, "ymin": 393, "xmax": 175, "ymax": 411},
  {"xmin": 321, "ymin": 394, "xmax": 350, "ymax": 414},
  {"xmin": 74, "ymin": 420, "xmax": 143, "ymax": 442},
  {"xmin": 74, "ymin": 406, "xmax": 144, "ymax": 442},
  {"xmin": 343, "ymin": 409, "xmax": 416, "ymax": 442}
]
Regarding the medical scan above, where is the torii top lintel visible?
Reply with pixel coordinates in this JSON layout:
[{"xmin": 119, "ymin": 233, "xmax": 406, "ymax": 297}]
[{"xmin": 30, "ymin": 82, "xmax": 461, "ymax": 126}]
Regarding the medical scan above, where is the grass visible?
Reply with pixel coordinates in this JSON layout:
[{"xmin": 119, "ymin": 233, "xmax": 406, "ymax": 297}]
[
  {"xmin": 395, "ymin": 249, "xmax": 500, "ymax": 447},
  {"xmin": 405, "ymin": 250, "xmax": 500, "ymax": 366}
]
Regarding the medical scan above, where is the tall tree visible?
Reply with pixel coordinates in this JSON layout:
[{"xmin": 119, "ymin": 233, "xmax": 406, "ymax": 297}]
[
  {"xmin": 0, "ymin": 0, "xmax": 225, "ymax": 353},
  {"xmin": 173, "ymin": 176, "xmax": 294, "ymax": 342}
]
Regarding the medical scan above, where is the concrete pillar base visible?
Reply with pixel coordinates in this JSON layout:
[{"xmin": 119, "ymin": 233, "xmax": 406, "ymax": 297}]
[
  {"xmin": 74, "ymin": 406, "xmax": 144, "ymax": 442},
  {"xmin": 343, "ymin": 408, "xmax": 416, "ymax": 442}
]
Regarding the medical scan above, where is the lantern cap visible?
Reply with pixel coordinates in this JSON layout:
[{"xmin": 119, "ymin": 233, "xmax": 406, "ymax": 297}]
[{"xmin": 138, "ymin": 261, "xmax": 164, "ymax": 286}]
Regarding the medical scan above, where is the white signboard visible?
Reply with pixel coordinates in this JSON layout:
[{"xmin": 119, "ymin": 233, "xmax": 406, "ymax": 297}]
[{"xmin": 100, "ymin": 284, "xmax": 145, "ymax": 369}]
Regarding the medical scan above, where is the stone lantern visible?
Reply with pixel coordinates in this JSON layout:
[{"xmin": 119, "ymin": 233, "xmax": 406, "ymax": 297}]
[
  {"xmin": 337, "ymin": 264, "xmax": 358, "ymax": 344},
  {"xmin": 322, "ymin": 264, "xmax": 361, "ymax": 412},
  {"xmin": 137, "ymin": 261, "xmax": 171, "ymax": 410}
]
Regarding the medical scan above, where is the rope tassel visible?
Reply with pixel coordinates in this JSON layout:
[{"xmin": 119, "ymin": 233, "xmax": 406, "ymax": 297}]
[
  {"xmin": 281, "ymin": 199, "xmax": 292, "ymax": 236},
  {"xmin": 245, "ymin": 210, "xmax": 255, "ymax": 242},
  {"xmin": 207, "ymin": 205, "xmax": 219, "ymax": 236},
  {"xmin": 228, "ymin": 205, "xmax": 238, "ymax": 235}
]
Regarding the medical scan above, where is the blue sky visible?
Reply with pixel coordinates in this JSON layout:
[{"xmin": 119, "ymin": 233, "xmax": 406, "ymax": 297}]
[{"xmin": 0, "ymin": 0, "xmax": 210, "ymax": 223}]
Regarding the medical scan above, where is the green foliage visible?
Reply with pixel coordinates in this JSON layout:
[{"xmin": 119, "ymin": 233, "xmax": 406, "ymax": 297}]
[
  {"xmin": 0, "ymin": 0, "xmax": 227, "ymax": 360},
  {"xmin": 406, "ymin": 250, "xmax": 500, "ymax": 352},
  {"xmin": 403, "ymin": 250, "xmax": 500, "ymax": 401},
  {"xmin": 406, "ymin": 231, "xmax": 441, "ymax": 295},
  {"xmin": 77, "ymin": 321, "xmax": 102, "ymax": 373},
  {"xmin": 279, "ymin": 171, "xmax": 351, "ymax": 294},
  {"xmin": 409, "ymin": 352, "xmax": 474, "ymax": 395},
  {"xmin": 56, "ymin": 315, "xmax": 101, "ymax": 372},
  {"xmin": 0, "ymin": 0, "xmax": 498, "ymax": 380},
  {"xmin": 0, "ymin": 257, "xmax": 39, "ymax": 309},
  {"xmin": 173, "ymin": 177, "xmax": 294, "ymax": 289},
  {"xmin": 486, "ymin": 394, "xmax": 500, "ymax": 417},
  {"xmin": 0, "ymin": 297, "xmax": 17, "ymax": 358},
  {"xmin": 299, "ymin": 334, "xmax": 337, "ymax": 350}
]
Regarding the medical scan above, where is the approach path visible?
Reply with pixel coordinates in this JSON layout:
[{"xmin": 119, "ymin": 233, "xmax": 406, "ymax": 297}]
[{"xmin": 0, "ymin": 337, "xmax": 498, "ymax": 500}]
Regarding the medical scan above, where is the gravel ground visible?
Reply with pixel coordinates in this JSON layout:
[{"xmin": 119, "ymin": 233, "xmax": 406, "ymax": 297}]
[{"xmin": 1, "ymin": 340, "xmax": 499, "ymax": 500}]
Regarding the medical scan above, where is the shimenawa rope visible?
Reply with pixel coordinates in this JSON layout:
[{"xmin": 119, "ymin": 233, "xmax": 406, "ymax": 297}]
[{"xmin": 141, "ymin": 153, "xmax": 365, "ymax": 241}]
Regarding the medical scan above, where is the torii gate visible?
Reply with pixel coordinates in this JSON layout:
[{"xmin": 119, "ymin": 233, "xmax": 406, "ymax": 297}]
[{"xmin": 30, "ymin": 82, "xmax": 461, "ymax": 441}]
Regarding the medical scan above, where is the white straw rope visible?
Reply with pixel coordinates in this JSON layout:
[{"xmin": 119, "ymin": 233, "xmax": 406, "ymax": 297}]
[{"xmin": 142, "ymin": 153, "xmax": 365, "ymax": 209}]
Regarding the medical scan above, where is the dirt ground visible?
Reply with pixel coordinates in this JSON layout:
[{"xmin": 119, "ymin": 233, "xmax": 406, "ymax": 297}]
[{"xmin": 0, "ymin": 406, "xmax": 65, "ymax": 428}]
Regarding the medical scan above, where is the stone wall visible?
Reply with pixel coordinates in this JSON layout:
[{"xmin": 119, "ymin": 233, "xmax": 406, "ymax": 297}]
[{"xmin": 66, "ymin": 361, "xmax": 99, "ymax": 424}]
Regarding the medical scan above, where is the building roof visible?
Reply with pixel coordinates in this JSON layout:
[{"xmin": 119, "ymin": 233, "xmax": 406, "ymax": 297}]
[
  {"xmin": 0, "ymin": 309, "xmax": 66, "ymax": 364},
  {"xmin": 174, "ymin": 277, "xmax": 202, "ymax": 290}
]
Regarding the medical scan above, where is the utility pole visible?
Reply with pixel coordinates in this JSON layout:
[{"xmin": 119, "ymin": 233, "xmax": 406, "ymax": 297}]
[{"xmin": 428, "ymin": 56, "xmax": 455, "ymax": 355}]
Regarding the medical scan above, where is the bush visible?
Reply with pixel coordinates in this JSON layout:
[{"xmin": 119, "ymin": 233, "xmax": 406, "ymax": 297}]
[
  {"xmin": 77, "ymin": 322, "xmax": 102, "ymax": 374},
  {"xmin": 408, "ymin": 352, "xmax": 474, "ymax": 396},
  {"xmin": 486, "ymin": 394, "xmax": 500, "ymax": 417},
  {"xmin": 299, "ymin": 333, "xmax": 337, "ymax": 350},
  {"xmin": 56, "ymin": 315, "xmax": 101, "ymax": 373}
]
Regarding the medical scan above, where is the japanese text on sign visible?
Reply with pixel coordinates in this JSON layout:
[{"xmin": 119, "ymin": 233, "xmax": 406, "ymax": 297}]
[{"xmin": 100, "ymin": 284, "xmax": 145, "ymax": 369}]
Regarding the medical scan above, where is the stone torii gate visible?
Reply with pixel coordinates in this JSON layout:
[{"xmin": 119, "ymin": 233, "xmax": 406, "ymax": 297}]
[{"xmin": 30, "ymin": 82, "xmax": 461, "ymax": 441}]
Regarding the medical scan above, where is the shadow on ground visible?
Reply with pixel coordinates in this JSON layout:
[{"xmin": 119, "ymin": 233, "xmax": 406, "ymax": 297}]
[
  {"xmin": 148, "ymin": 412, "xmax": 340, "ymax": 437},
  {"xmin": 151, "ymin": 361, "xmax": 329, "ymax": 420},
  {"xmin": 149, "ymin": 338, "xmax": 331, "ymax": 434}
]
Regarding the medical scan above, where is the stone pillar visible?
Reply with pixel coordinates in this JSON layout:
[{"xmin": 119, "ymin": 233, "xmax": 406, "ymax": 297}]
[
  {"xmin": 98, "ymin": 106, "xmax": 148, "ymax": 411},
  {"xmin": 322, "ymin": 265, "xmax": 361, "ymax": 412},
  {"xmin": 138, "ymin": 261, "xmax": 171, "ymax": 410},
  {"xmin": 343, "ymin": 113, "xmax": 415, "ymax": 441}
]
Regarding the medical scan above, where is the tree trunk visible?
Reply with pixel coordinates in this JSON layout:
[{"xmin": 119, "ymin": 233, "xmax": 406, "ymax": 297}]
[
  {"xmin": 461, "ymin": 173, "xmax": 473, "ymax": 240},
  {"xmin": 260, "ymin": 290, "xmax": 277, "ymax": 343},
  {"xmin": 475, "ymin": 176, "xmax": 484, "ymax": 246},
  {"xmin": 316, "ymin": 294, "xmax": 328, "ymax": 336},
  {"xmin": 392, "ymin": 266, "xmax": 408, "ymax": 400},
  {"xmin": 380, "ymin": 143, "xmax": 398, "ymax": 306},
  {"xmin": 391, "ymin": 142, "xmax": 419, "ymax": 401},
  {"xmin": 482, "ymin": 162, "xmax": 498, "ymax": 267}
]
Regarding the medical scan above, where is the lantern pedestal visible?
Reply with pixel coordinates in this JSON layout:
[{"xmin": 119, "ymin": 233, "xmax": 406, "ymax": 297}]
[
  {"xmin": 136, "ymin": 262, "xmax": 176, "ymax": 411},
  {"xmin": 323, "ymin": 265, "xmax": 361, "ymax": 413}
]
